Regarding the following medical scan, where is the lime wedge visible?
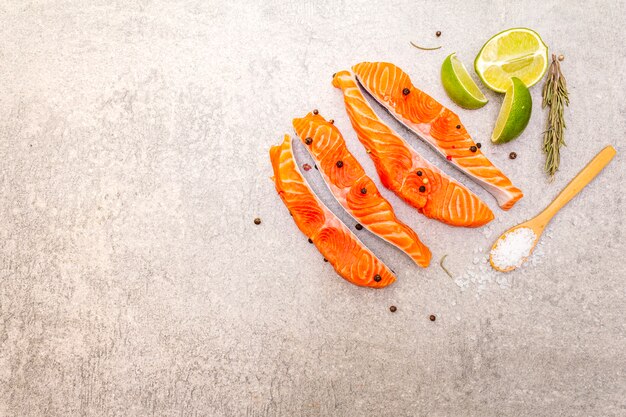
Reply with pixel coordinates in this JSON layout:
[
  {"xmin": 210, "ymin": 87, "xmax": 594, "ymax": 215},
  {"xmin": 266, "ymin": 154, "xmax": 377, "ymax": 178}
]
[
  {"xmin": 491, "ymin": 77, "xmax": 532, "ymax": 144},
  {"xmin": 475, "ymin": 28, "xmax": 548, "ymax": 93},
  {"xmin": 441, "ymin": 53, "xmax": 488, "ymax": 109}
]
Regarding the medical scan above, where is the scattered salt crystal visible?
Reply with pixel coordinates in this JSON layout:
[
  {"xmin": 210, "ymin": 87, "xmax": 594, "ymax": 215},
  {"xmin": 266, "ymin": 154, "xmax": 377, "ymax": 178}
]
[
  {"xmin": 528, "ymin": 240, "xmax": 546, "ymax": 267},
  {"xmin": 496, "ymin": 274, "xmax": 510, "ymax": 289},
  {"xmin": 454, "ymin": 274, "xmax": 470, "ymax": 291},
  {"xmin": 490, "ymin": 227, "xmax": 537, "ymax": 270}
]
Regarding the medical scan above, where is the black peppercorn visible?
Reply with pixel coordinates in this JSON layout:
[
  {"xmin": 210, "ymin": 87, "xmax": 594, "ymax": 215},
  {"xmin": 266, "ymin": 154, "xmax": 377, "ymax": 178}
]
[
  {"xmin": 336, "ymin": 160, "xmax": 344, "ymax": 168},
  {"xmin": 329, "ymin": 119, "xmax": 334, "ymax": 124},
  {"xmin": 470, "ymin": 146, "xmax": 477, "ymax": 152},
  {"xmin": 436, "ymin": 31, "xmax": 442, "ymax": 37},
  {"xmin": 373, "ymin": 274, "xmax": 382, "ymax": 282},
  {"xmin": 254, "ymin": 218, "xmax": 261, "ymax": 225},
  {"xmin": 402, "ymin": 88, "xmax": 411, "ymax": 96},
  {"xmin": 456, "ymin": 124, "xmax": 461, "ymax": 129},
  {"xmin": 509, "ymin": 152, "xmax": 517, "ymax": 160},
  {"xmin": 476, "ymin": 142, "xmax": 482, "ymax": 149},
  {"xmin": 305, "ymin": 137, "xmax": 313, "ymax": 145},
  {"xmin": 313, "ymin": 109, "xmax": 319, "ymax": 115},
  {"xmin": 417, "ymin": 170, "xmax": 422, "ymax": 176},
  {"xmin": 355, "ymin": 223, "xmax": 363, "ymax": 230},
  {"xmin": 419, "ymin": 185, "xmax": 426, "ymax": 192},
  {"xmin": 360, "ymin": 187, "xmax": 367, "ymax": 194},
  {"xmin": 323, "ymin": 258, "xmax": 328, "ymax": 262},
  {"xmin": 308, "ymin": 238, "xmax": 313, "ymax": 244},
  {"xmin": 390, "ymin": 306, "xmax": 397, "ymax": 312},
  {"xmin": 429, "ymin": 315, "xmax": 436, "ymax": 321}
]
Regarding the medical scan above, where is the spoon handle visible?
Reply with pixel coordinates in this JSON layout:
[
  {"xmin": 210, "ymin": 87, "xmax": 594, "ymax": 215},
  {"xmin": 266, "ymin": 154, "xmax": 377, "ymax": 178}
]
[{"xmin": 538, "ymin": 145, "xmax": 616, "ymax": 224}]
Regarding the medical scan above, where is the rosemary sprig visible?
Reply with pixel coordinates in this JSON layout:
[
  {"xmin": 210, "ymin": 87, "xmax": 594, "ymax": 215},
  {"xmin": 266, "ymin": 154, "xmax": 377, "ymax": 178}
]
[{"xmin": 541, "ymin": 54, "xmax": 569, "ymax": 178}]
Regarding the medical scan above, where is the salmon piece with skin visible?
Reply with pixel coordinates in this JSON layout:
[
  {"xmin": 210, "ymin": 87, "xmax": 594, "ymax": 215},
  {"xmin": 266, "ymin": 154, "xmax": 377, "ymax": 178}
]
[
  {"xmin": 292, "ymin": 112, "xmax": 431, "ymax": 267},
  {"xmin": 333, "ymin": 70, "xmax": 494, "ymax": 227},
  {"xmin": 270, "ymin": 134, "xmax": 395, "ymax": 288},
  {"xmin": 352, "ymin": 62, "xmax": 523, "ymax": 210}
]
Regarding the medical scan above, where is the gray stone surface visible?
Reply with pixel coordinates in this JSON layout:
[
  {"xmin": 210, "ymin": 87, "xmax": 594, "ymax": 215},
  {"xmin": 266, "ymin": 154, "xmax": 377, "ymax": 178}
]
[{"xmin": 1, "ymin": 1, "xmax": 625, "ymax": 416}]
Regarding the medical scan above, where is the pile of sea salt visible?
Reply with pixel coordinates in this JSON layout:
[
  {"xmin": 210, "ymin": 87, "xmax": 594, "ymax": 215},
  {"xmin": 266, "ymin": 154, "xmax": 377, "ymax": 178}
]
[
  {"xmin": 490, "ymin": 227, "xmax": 537, "ymax": 270},
  {"xmin": 453, "ymin": 225, "xmax": 545, "ymax": 297}
]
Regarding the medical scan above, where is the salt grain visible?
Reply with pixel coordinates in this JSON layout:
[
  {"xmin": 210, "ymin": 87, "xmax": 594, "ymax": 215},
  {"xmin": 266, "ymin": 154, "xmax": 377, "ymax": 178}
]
[{"xmin": 490, "ymin": 227, "xmax": 537, "ymax": 270}]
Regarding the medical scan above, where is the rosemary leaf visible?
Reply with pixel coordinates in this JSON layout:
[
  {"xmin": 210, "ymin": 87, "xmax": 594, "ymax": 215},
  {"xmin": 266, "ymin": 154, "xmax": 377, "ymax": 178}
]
[
  {"xmin": 410, "ymin": 41, "xmax": 442, "ymax": 51},
  {"xmin": 439, "ymin": 255, "xmax": 453, "ymax": 278}
]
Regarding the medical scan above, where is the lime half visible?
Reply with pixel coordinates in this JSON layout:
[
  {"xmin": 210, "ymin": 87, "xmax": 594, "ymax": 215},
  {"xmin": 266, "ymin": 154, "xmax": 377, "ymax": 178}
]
[
  {"xmin": 491, "ymin": 77, "xmax": 532, "ymax": 144},
  {"xmin": 441, "ymin": 53, "xmax": 488, "ymax": 109},
  {"xmin": 475, "ymin": 28, "xmax": 548, "ymax": 93}
]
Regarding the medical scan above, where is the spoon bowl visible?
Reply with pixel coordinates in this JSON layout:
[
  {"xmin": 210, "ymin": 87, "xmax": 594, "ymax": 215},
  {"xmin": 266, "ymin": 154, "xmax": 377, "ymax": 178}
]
[{"xmin": 490, "ymin": 220, "xmax": 544, "ymax": 273}]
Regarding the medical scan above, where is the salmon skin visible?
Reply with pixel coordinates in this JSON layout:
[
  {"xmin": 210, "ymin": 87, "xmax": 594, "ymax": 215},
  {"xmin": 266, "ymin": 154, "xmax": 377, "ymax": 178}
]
[
  {"xmin": 333, "ymin": 70, "xmax": 494, "ymax": 228},
  {"xmin": 270, "ymin": 135, "xmax": 395, "ymax": 288},
  {"xmin": 292, "ymin": 112, "xmax": 431, "ymax": 267},
  {"xmin": 352, "ymin": 62, "xmax": 523, "ymax": 210}
]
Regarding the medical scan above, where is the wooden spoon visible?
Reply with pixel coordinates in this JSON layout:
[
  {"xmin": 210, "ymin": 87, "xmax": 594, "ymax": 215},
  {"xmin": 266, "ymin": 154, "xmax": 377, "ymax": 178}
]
[{"xmin": 490, "ymin": 145, "xmax": 616, "ymax": 272}]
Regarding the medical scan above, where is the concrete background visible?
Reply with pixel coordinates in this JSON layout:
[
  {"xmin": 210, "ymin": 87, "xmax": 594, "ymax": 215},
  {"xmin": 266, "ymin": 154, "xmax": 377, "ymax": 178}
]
[{"xmin": 1, "ymin": 1, "xmax": 624, "ymax": 416}]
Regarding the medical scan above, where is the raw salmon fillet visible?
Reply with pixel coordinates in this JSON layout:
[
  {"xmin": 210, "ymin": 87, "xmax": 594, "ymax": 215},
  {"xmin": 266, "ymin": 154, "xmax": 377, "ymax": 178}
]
[
  {"xmin": 270, "ymin": 134, "xmax": 395, "ymax": 288},
  {"xmin": 352, "ymin": 62, "xmax": 523, "ymax": 210},
  {"xmin": 333, "ymin": 70, "xmax": 494, "ymax": 228},
  {"xmin": 292, "ymin": 112, "xmax": 431, "ymax": 267}
]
